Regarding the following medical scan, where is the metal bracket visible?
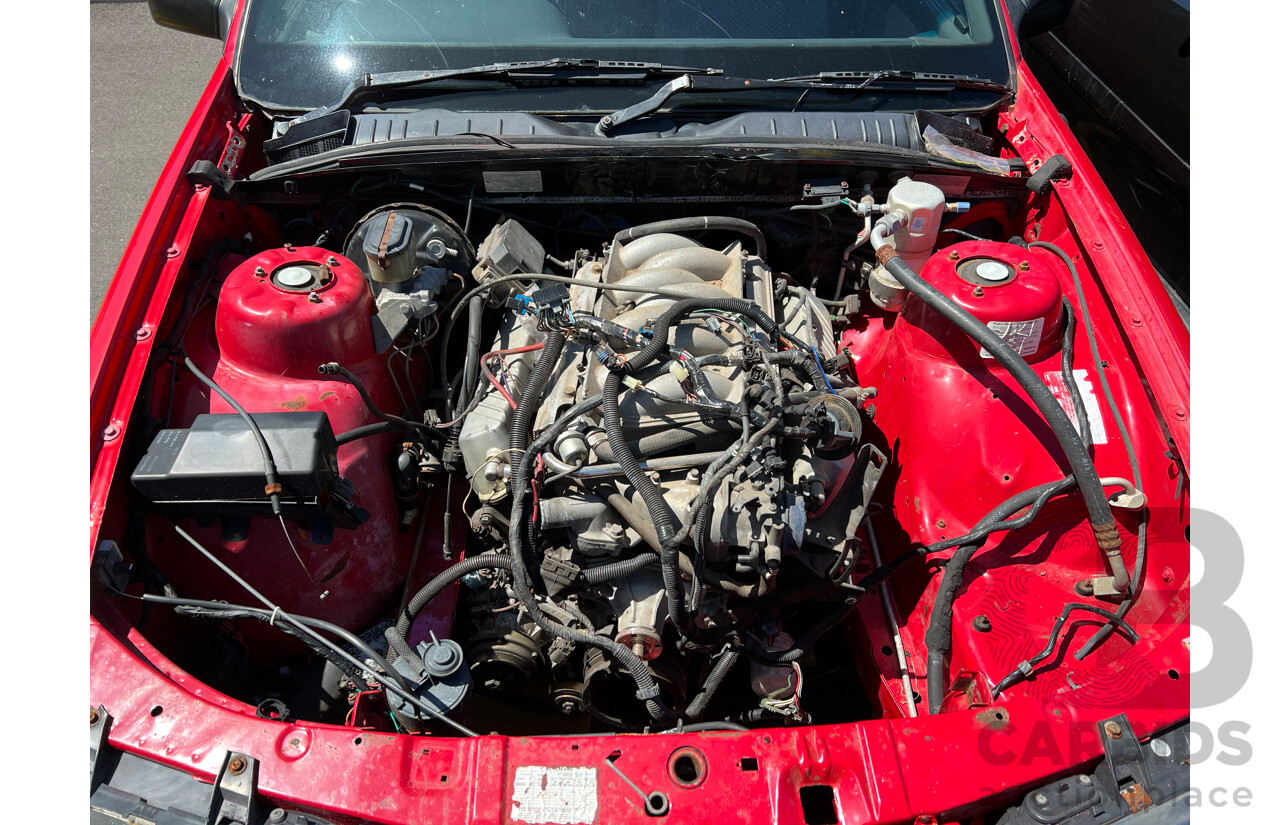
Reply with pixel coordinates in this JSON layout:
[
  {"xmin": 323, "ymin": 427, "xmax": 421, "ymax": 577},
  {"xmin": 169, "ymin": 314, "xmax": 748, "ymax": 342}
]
[
  {"xmin": 1099, "ymin": 715, "xmax": 1154, "ymax": 815},
  {"xmin": 209, "ymin": 751, "xmax": 259, "ymax": 825},
  {"xmin": 799, "ymin": 178, "xmax": 850, "ymax": 205},
  {"xmin": 1002, "ymin": 716, "xmax": 1190, "ymax": 824},
  {"xmin": 219, "ymin": 130, "xmax": 247, "ymax": 177},
  {"xmin": 90, "ymin": 705, "xmax": 112, "ymax": 794}
]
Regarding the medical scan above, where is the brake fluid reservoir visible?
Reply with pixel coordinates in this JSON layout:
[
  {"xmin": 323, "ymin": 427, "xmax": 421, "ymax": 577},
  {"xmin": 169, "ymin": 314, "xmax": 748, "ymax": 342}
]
[
  {"xmin": 898, "ymin": 240, "xmax": 1065, "ymax": 364},
  {"xmin": 869, "ymin": 177, "xmax": 946, "ymax": 311}
]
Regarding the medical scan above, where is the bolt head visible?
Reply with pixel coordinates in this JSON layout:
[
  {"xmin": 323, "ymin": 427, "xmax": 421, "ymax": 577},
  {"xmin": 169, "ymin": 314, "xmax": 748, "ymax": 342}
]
[
  {"xmin": 1104, "ymin": 721, "xmax": 1123, "ymax": 739},
  {"xmin": 947, "ymin": 250, "xmax": 960, "ymax": 261},
  {"xmin": 90, "ymin": 708, "xmax": 101, "ymax": 726},
  {"xmin": 1017, "ymin": 260, "xmax": 1030, "ymax": 271},
  {"xmin": 269, "ymin": 809, "xmax": 287, "ymax": 823},
  {"xmin": 327, "ymin": 256, "xmax": 339, "ymax": 266},
  {"xmin": 228, "ymin": 755, "xmax": 247, "ymax": 775},
  {"xmin": 1079, "ymin": 774, "xmax": 1093, "ymax": 785},
  {"xmin": 1034, "ymin": 793, "xmax": 1048, "ymax": 805}
]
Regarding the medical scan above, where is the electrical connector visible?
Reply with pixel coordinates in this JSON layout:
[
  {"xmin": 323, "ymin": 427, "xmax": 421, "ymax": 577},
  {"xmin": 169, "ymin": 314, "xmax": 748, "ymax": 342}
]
[
  {"xmin": 531, "ymin": 283, "xmax": 571, "ymax": 312},
  {"xmin": 505, "ymin": 294, "xmax": 535, "ymax": 315}
]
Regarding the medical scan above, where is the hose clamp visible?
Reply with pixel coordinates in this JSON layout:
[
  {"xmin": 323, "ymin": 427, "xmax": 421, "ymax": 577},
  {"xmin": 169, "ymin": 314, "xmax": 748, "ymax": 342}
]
[{"xmin": 634, "ymin": 685, "xmax": 661, "ymax": 701}]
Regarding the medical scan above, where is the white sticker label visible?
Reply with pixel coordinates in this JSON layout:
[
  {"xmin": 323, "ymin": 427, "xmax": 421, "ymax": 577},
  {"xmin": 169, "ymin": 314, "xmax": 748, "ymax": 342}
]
[
  {"xmin": 483, "ymin": 170, "xmax": 543, "ymax": 193},
  {"xmin": 1044, "ymin": 369, "xmax": 1109, "ymax": 445},
  {"xmin": 511, "ymin": 767, "xmax": 598, "ymax": 824},
  {"xmin": 910, "ymin": 216, "xmax": 927, "ymax": 232},
  {"xmin": 980, "ymin": 318, "xmax": 1044, "ymax": 358}
]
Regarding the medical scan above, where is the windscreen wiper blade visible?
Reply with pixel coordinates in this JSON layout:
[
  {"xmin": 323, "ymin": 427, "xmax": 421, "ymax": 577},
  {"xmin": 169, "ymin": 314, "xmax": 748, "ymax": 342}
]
[
  {"xmin": 294, "ymin": 59, "xmax": 724, "ymax": 125},
  {"xmin": 768, "ymin": 69, "xmax": 1012, "ymax": 94},
  {"xmin": 595, "ymin": 70, "xmax": 1011, "ymax": 135}
]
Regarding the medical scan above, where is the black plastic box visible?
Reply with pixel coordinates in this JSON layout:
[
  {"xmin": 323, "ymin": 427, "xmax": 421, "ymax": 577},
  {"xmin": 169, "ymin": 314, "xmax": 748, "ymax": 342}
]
[{"xmin": 132, "ymin": 412, "xmax": 340, "ymax": 503}]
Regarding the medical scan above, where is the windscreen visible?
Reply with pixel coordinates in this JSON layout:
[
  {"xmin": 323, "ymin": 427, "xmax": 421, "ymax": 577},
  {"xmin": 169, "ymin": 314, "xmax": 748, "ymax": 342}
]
[{"xmin": 236, "ymin": 0, "xmax": 1013, "ymax": 111}]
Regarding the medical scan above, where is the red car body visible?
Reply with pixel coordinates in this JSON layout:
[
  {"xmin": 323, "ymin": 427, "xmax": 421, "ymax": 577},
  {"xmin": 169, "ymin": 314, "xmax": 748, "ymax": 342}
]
[{"xmin": 90, "ymin": 2, "xmax": 1190, "ymax": 822}]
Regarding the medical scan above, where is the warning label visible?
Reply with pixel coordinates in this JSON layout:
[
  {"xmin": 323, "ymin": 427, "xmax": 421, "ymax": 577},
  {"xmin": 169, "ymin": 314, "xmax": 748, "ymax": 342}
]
[
  {"xmin": 511, "ymin": 766, "xmax": 598, "ymax": 824},
  {"xmin": 980, "ymin": 318, "xmax": 1044, "ymax": 358},
  {"xmin": 1044, "ymin": 369, "xmax": 1109, "ymax": 445}
]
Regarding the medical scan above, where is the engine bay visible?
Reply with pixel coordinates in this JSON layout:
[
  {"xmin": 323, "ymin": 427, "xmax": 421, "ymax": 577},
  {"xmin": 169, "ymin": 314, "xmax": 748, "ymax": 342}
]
[{"xmin": 94, "ymin": 155, "xmax": 1183, "ymax": 741}]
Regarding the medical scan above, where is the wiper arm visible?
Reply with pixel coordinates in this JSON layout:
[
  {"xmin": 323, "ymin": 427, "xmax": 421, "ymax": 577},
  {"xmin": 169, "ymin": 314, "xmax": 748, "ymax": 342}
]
[
  {"xmin": 294, "ymin": 58, "xmax": 724, "ymax": 125},
  {"xmin": 768, "ymin": 69, "xmax": 1012, "ymax": 95},
  {"xmin": 595, "ymin": 70, "xmax": 1010, "ymax": 135}
]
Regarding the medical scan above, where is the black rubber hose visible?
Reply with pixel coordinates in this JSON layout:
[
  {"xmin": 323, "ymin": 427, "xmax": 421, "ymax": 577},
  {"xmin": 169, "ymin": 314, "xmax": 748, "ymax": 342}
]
[
  {"xmin": 183, "ymin": 357, "xmax": 283, "ymax": 516},
  {"xmin": 743, "ymin": 479, "xmax": 1078, "ymax": 674},
  {"xmin": 445, "ymin": 294, "xmax": 488, "ymax": 462},
  {"xmin": 602, "ymin": 370, "xmax": 686, "ymax": 633},
  {"xmin": 593, "ymin": 420, "xmax": 739, "ymax": 462},
  {"xmin": 510, "ymin": 331, "xmax": 566, "ymax": 464},
  {"xmin": 175, "ymin": 604, "xmax": 370, "ymax": 687},
  {"xmin": 613, "ymin": 217, "xmax": 768, "ymax": 261},
  {"xmin": 989, "ymin": 603, "xmax": 1139, "ymax": 699},
  {"xmin": 141, "ymin": 592, "xmax": 406, "ymax": 692},
  {"xmin": 685, "ymin": 645, "xmax": 741, "ymax": 720},
  {"xmin": 1059, "ymin": 299, "xmax": 1093, "ymax": 450},
  {"xmin": 394, "ymin": 554, "xmax": 514, "ymax": 646},
  {"xmin": 460, "ymin": 295, "xmax": 486, "ymax": 409},
  {"xmin": 604, "ymin": 297, "xmax": 784, "ymax": 633},
  {"xmin": 623, "ymin": 298, "xmax": 784, "ymax": 376},
  {"xmin": 764, "ymin": 349, "xmax": 827, "ymax": 389},
  {"xmin": 510, "ymin": 332, "xmax": 567, "ymax": 581},
  {"xmin": 1031, "ymin": 240, "xmax": 1146, "ymax": 658},
  {"xmin": 591, "ymin": 494, "xmax": 771, "ymax": 600},
  {"xmin": 921, "ymin": 478, "xmax": 1078, "ymax": 714},
  {"xmin": 880, "ymin": 252, "xmax": 1121, "ymax": 574},
  {"xmin": 384, "ymin": 626, "xmax": 426, "ymax": 675},
  {"xmin": 508, "ymin": 393, "xmax": 679, "ymax": 723},
  {"xmin": 317, "ymin": 362, "xmax": 445, "ymax": 443},
  {"xmin": 582, "ymin": 552, "xmax": 659, "ymax": 586},
  {"xmin": 335, "ymin": 420, "xmax": 411, "ymax": 446},
  {"xmin": 854, "ymin": 478, "xmax": 1077, "ymax": 598}
]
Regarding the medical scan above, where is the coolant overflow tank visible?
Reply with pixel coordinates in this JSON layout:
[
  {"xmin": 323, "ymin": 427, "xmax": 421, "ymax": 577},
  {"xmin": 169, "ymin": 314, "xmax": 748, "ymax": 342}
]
[{"xmin": 898, "ymin": 240, "xmax": 1065, "ymax": 364}]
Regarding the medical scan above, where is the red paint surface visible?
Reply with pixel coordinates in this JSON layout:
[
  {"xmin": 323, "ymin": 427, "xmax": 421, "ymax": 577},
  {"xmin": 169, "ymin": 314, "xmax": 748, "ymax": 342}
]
[{"xmin": 87, "ymin": 13, "xmax": 1190, "ymax": 823}]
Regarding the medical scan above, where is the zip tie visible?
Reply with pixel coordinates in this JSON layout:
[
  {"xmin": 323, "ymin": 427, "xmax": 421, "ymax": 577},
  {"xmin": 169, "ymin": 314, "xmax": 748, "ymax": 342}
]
[{"xmin": 269, "ymin": 606, "xmax": 281, "ymax": 626}]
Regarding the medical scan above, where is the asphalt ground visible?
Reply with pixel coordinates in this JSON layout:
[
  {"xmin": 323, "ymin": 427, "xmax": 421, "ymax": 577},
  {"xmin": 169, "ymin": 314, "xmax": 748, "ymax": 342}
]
[{"xmin": 90, "ymin": 0, "xmax": 222, "ymax": 323}]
